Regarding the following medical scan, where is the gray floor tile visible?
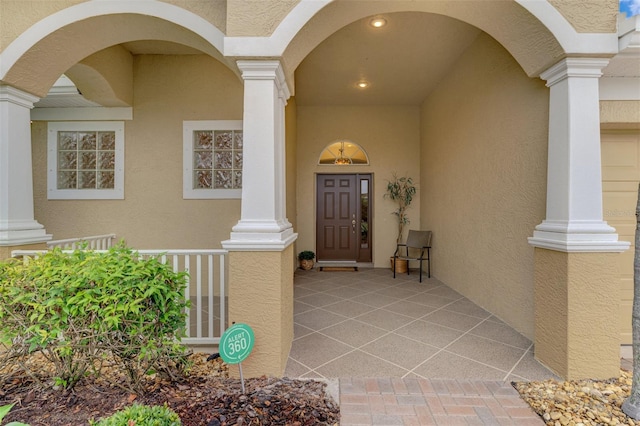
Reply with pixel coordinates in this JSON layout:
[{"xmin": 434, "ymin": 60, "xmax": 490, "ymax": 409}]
[
  {"xmin": 284, "ymin": 357, "xmax": 311, "ymax": 377},
  {"xmin": 322, "ymin": 285, "xmax": 369, "ymax": 299},
  {"xmin": 444, "ymin": 298, "xmax": 492, "ymax": 319},
  {"xmin": 412, "ymin": 351, "xmax": 508, "ymax": 380},
  {"xmin": 407, "ymin": 292, "xmax": 457, "ymax": 309},
  {"xmin": 323, "ymin": 299, "xmax": 377, "ymax": 317},
  {"xmin": 425, "ymin": 285, "xmax": 463, "ymax": 300},
  {"xmin": 351, "ymin": 292, "xmax": 400, "ymax": 308},
  {"xmin": 294, "ymin": 300, "xmax": 316, "ymax": 315},
  {"xmin": 469, "ymin": 320, "xmax": 531, "ymax": 350},
  {"xmin": 374, "ymin": 286, "xmax": 420, "ymax": 300},
  {"xmin": 296, "ymin": 292, "xmax": 344, "ymax": 308},
  {"xmin": 395, "ymin": 320, "xmax": 464, "ymax": 348},
  {"xmin": 294, "ymin": 308, "xmax": 348, "ymax": 330},
  {"xmin": 360, "ymin": 333, "xmax": 440, "ymax": 370},
  {"xmin": 355, "ymin": 309, "xmax": 416, "ymax": 331},
  {"xmin": 294, "ymin": 322, "xmax": 315, "ymax": 339},
  {"xmin": 321, "ymin": 319, "xmax": 389, "ymax": 347},
  {"xmin": 288, "ymin": 332, "xmax": 353, "ymax": 369},
  {"xmin": 289, "ymin": 268, "xmax": 557, "ymax": 381},
  {"xmin": 510, "ymin": 349, "xmax": 561, "ymax": 381},
  {"xmin": 446, "ymin": 334, "xmax": 526, "ymax": 372},
  {"xmin": 422, "ymin": 309, "xmax": 484, "ymax": 332},
  {"xmin": 315, "ymin": 349, "xmax": 409, "ymax": 377},
  {"xmin": 381, "ymin": 300, "xmax": 436, "ymax": 319}
]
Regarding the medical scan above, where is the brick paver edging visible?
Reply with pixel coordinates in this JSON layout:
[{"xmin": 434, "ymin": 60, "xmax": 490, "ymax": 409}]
[{"xmin": 339, "ymin": 377, "xmax": 544, "ymax": 425}]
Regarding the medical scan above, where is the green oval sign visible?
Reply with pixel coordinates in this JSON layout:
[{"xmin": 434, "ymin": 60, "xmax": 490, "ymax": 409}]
[{"xmin": 219, "ymin": 323, "xmax": 255, "ymax": 364}]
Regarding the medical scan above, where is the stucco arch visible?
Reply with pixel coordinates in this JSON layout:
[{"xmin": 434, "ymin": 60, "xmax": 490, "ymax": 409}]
[
  {"xmin": 64, "ymin": 45, "xmax": 133, "ymax": 107},
  {"xmin": 276, "ymin": 0, "xmax": 617, "ymax": 85},
  {"xmin": 0, "ymin": 1, "xmax": 229, "ymax": 98}
]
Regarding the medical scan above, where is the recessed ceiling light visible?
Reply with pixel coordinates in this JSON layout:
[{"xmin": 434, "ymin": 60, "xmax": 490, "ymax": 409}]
[
  {"xmin": 357, "ymin": 81, "xmax": 369, "ymax": 89},
  {"xmin": 370, "ymin": 17, "xmax": 387, "ymax": 28}
]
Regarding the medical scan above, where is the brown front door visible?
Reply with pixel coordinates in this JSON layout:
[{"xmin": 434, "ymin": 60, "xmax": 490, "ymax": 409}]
[{"xmin": 316, "ymin": 174, "xmax": 372, "ymax": 262}]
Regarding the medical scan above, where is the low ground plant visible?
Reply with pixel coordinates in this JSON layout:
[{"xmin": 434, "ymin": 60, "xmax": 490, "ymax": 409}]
[
  {"xmin": 91, "ymin": 403, "xmax": 181, "ymax": 426},
  {"xmin": 0, "ymin": 244, "xmax": 190, "ymax": 391}
]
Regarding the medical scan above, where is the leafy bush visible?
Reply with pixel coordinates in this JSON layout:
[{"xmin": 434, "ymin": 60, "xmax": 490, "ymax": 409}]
[
  {"xmin": 0, "ymin": 244, "xmax": 190, "ymax": 391},
  {"xmin": 91, "ymin": 404, "xmax": 181, "ymax": 426},
  {"xmin": 0, "ymin": 403, "xmax": 30, "ymax": 426}
]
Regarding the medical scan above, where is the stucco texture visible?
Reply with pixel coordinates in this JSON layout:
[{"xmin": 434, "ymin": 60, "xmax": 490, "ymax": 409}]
[
  {"xmin": 227, "ymin": 246, "xmax": 294, "ymax": 377},
  {"xmin": 226, "ymin": 0, "xmax": 298, "ymax": 36},
  {"xmin": 295, "ymin": 106, "xmax": 421, "ymax": 265},
  {"xmin": 420, "ymin": 32, "xmax": 548, "ymax": 340},
  {"xmin": 534, "ymin": 249, "xmax": 621, "ymax": 379},
  {"xmin": 547, "ymin": 0, "xmax": 618, "ymax": 33},
  {"xmin": 0, "ymin": 0, "xmax": 86, "ymax": 51},
  {"xmin": 31, "ymin": 54, "xmax": 244, "ymax": 249},
  {"xmin": 601, "ymin": 100, "xmax": 640, "ymax": 129}
]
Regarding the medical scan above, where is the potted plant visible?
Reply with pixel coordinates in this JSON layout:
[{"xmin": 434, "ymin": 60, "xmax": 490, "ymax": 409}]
[
  {"xmin": 298, "ymin": 250, "xmax": 315, "ymax": 270},
  {"xmin": 384, "ymin": 173, "xmax": 417, "ymax": 272}
]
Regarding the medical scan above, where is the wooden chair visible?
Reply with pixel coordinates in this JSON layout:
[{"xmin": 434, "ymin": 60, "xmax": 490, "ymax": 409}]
[{"xmin": 393, "ymin": 230, "xmax": 432, "ymax": 282}]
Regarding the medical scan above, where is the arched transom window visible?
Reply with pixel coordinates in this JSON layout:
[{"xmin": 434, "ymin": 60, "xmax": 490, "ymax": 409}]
[{"xmin": 318, "ymin": 141, "xmax": 369, "ymax": 165}]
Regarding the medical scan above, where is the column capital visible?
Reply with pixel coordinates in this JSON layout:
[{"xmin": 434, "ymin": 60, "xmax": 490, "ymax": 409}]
[
  {"xmin": 540, "ymin": 57, "xmax": 610, "ymax": 86},
  {"xmin": 0, "ymin": 85, "xmax": 39, "ymax": 109},
  {"xmin": 236, "ymin": 60, "xmax": 290, "ymax": 100}
]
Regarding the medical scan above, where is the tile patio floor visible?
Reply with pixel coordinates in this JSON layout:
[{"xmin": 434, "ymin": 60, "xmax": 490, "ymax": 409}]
[{"xmin": 284, "ymin": 267, "xmax": 558, "ymax": 425}]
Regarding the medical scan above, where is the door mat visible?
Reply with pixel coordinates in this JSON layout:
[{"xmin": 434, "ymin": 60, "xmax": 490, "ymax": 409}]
[{"xmin": 319, "ymin": 266, "xmax": 358, "ymax": 272}]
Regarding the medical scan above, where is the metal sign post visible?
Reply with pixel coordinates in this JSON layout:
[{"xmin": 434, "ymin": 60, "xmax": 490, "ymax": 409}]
[{"xmin": 219, "ymin": 323, "xmax": 255, "ymax": 393}]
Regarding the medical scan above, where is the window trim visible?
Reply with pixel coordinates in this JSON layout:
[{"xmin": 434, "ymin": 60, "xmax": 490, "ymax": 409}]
[
  {"xmin": 183, "ymin": 120, "xmax": 243, "ymax": 200},
  {"xmin": 47, "ymin": 121, "xmax": 125, "ymax": 200}
]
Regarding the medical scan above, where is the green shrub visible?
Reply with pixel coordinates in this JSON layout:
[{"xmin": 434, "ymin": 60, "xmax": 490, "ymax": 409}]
[
  {"xmin": 0, "ymin": 403, "xmax": 30, "ymax": 426},
  {"xmin": 91, "ymin": 404, "xmax": 181, "ymax": 426},
  {"xmin": 0, "ymin": 244, "xmax": 190, "ymax": 390}
]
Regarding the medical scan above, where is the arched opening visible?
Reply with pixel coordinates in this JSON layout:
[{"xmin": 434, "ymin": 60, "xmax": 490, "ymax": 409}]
[
  {"xmin": 291, "ymin": 8, "xmax": 552, "ymax": 343},
  {"xmin": 318, "ymin": 141, "xmax": 369, "ymax": 165}
]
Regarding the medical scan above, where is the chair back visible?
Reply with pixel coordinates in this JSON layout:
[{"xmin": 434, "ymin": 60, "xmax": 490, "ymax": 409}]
[{"xmin": 405, "ymin": 230, "xmax": 432, "ymax": 249}]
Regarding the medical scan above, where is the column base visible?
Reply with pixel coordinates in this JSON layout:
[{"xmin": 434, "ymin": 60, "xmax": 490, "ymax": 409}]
[
  {"xmin": 529, "ymin": 220, "xmax": 630, "ymax": 252},
  {"xmin": 223, "ymin": 224, "xmax": 297, "ymax": 251},
  {"xmin": 0, "ymin": 220, "xmax": 51, "ymax": 247},
  {"xmin": 534, "ymin": 248, "xmax": 621, "ymax": 379}
]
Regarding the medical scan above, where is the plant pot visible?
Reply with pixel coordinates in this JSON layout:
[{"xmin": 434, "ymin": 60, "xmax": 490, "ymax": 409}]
[
  {"xmin": 390, "ymin": 257, "xmax": 408, "ymax": 274},
  {"xmin": 300, "ymin": 259, "xmax": 314, "ymax": 270}
]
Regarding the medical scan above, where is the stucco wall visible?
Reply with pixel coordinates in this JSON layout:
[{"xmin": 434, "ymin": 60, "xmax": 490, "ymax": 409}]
[
  {"xmin": 226, "ymin": 0, "xmax": 298, "ymax": 36},
  {"xmin": 420, "ymin": 32, "xmax": 548, "ymax": 339},
  {"xmin": 31, "ymin": 54, "xmax": 244, "ymax": 249},
  {"xmin": 547, "ymin": 0, "xmax": 618, "ymax": 33},
  {"xmin": 0, "ymin": 0, "xmax": 86, "ymax": 51},
  {"xmin": 601, "ymin": 100, "xmax": 640, "ymax": 129},
  {"xmin": 295, "ymin": 106, "xmax": 421, "ymax": 266}
]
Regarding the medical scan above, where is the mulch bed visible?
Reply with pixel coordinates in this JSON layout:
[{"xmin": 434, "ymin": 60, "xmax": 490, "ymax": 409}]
[{"xmin": 1, "ymin": 353, "xmax": 340, "ymax": 426}]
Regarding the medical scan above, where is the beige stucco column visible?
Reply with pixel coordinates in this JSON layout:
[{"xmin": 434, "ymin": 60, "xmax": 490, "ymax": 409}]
[
  {"xmin": 529, "ymin": 58, "xmax": 629, "ymax": 379},
  {"xmin": 0, "ymin": 85, "xmax": 51, "ymax": 258},
  {"xmin": 222, "ymin": 61, "xmax": 297, "ymax": 377}
]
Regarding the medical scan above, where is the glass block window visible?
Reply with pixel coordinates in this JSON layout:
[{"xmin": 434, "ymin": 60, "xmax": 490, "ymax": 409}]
[
  {"xmin": 47, "ymin": 122, "xmax": 124, "ymax": 200},
  {"xmin": 183, "ymin": 121, "xmax": 242, "ymax": 199}
]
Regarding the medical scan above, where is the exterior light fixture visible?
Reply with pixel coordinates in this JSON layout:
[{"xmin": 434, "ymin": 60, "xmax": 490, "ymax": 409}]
[
  {"xmin": 357, "ymin": 81, "xmax": 369, "ymax": 89},
  {"xmin": 334, "ymin": 141, "xmax": 352, "ymax": 165},
  {"xmin": 370, "ymin": 17, "xmax": 387, "ymax": 28}
]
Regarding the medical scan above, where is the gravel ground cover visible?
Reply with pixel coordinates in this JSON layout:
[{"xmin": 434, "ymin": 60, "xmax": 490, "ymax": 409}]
[{"xmin": 514, "ymin": 369, "xmax": 639, "ymax": 426}]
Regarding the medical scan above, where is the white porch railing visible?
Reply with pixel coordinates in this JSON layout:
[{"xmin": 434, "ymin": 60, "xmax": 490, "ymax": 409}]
[
  {"xmin": 47, "ymin": 233, "xmax": 116, "ymax": 250},
  {"xmin": 11, "ymin": 248, "xmax": 228, "ymax": 346}
]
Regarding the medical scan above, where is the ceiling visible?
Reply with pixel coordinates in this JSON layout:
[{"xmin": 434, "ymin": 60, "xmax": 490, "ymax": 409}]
[{"xmin": 294, "ymin": 12, "xmax": 481, "ymax": 106}]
